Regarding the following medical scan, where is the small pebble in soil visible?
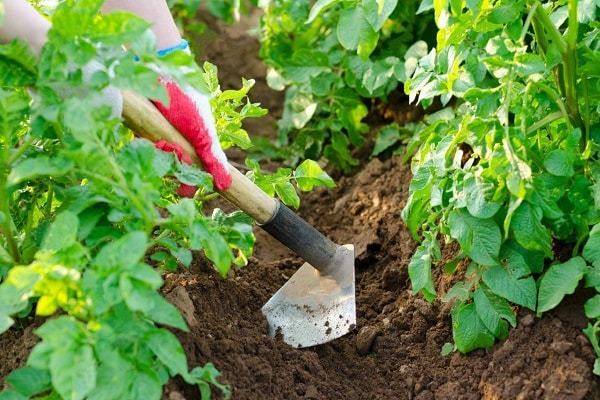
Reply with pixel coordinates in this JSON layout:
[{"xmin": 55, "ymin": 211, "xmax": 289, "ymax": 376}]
[
  {"xmin": 550, "ymin": 340, "xmax": 574, "ymax": 355},
  {"xmin": 521, "ymin": 313, "xmax": 535, "ymax": 327},
  {"xmin": 355, "ymin": 326, "xmax": 381, "ymax": 355}
]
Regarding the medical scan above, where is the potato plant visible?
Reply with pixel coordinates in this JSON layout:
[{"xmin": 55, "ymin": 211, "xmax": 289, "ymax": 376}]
[
  {"xmin": 402, "ymin": 0, "xmax": 600, "ymax": 364},
  {"xmin": 255, "ymin": 0, "xmax": 435, "ymax": 171},
  {"xmin": 256, "ymin": 0, "xmax": 600, "ymax": 374},
  {"xmin": 0, "ymin": 1, "xmax": 333, "ymax": 399}
]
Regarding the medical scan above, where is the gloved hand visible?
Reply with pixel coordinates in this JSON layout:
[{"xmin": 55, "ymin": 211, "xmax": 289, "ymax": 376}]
[{"xmin": 151, "ymin": 39, "xmax": 232, "ymax": 193}]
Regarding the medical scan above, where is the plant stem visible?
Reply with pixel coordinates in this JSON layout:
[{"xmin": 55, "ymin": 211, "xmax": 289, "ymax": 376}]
[
  {"xmin": 1, "ymin": 116, "xmax": 22, "ymax": 264},
  {"xmin": 531, "ymin": 0, "xmax": 584, "ymax": 145},
  {"xmin": 0, "ymin": 173, "xmax": 20, "ymax": 264}
]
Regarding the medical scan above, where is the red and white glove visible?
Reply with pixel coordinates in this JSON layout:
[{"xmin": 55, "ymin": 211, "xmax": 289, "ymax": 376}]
[{"xmin": 152, "ymin": 39, "xmax": 232, "ymax": 193}]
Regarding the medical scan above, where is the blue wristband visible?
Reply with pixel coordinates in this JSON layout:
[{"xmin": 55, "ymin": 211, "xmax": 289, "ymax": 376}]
[{"xmin": 157, "ymin": 39, "xmax": 189, "ymax": 57}]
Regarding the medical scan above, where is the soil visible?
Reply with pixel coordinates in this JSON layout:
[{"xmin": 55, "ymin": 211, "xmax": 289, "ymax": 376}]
[{"xmin": 2, "ymin": 9, "xmax": 600, "ymax": 400}]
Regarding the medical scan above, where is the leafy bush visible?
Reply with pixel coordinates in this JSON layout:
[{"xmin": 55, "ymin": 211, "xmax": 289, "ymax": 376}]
[
  {"xmin": 256, "ymin": 0, "xmax": 435, "ymax": 171},
  {"xmin": 256, "ymin": 0, "xmax": 600, "ymax": 374},
  {"xmin": 0, "ymin": 1, "xmax": 333, "ymax": 398},
  {"xmin": 402, "ymin": 0, "xmax": 600, "ymax": 365}
]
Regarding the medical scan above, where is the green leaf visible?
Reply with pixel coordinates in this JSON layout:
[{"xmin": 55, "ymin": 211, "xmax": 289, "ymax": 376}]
[
  {"xmin": 537, "ymin": 257, "xmax": 586, "ymax": 314},
  {"xmin": 145, "ymin": 328, "xmax": 188, "ymax": 377},
  {"xmin": 0, "ymin": 391, "xmax": 28, "ymax": 400},
  {"xmin": 275, "ymin": 181, "xmax": 300, "ymax": 209},
  {"xmin": 448, "ymin": 209, "xmax": 501, "ymax": 266},
  {"xmin": 363, "ymin": 0, "xmax": 399, "ymax": 31},
  {"xmin": 129, "ymin": 365, "xmax": 162, "ymax": 400},
  {"xmin": 0, "ymin": 40, "xmax": 37, "ymax": 86},
  {"xmin": 0, "ymin": 313, "xmax": 14, "ymax": 333},
  {"xmin": 510, "ymin": 202, "xmax": 553, "ymax": 257},
  {"xmin": 49, "ymin": 344, "xmax": 97, "ymax": 400},
  {"xmin": 543, "ymin": 150, "xmax": 576, "ymax": 177},
  {"xmin": 465, "ymin": 177, "xmax": 501, "ymax": 219},
  {"xmin": 585, "ymin": 295, "xmax": 600, "ymax": 319},
  {"xmin": 370, "ymin": 124, "xmax": 404, "ymax": 157},
  {"xmin": 306, "ymin": 0, "xmax": 343, "ymax": 24},
  {"xmin": 88, "ymin": 352, "xmax": 132, "ymax": 400},
  {"xmin": 473, "ymin": 286, "xmax": 515, "ymax": 339},
  {"xmin": 488, "ymin": 4, "xmax": 521, "ymax": 24},
  {"xmin": 337, "ymin": 7, "xmax": 379, "ymax": 58},
  {"xmin": 482, "ymin": 264, "xmax": 537, "ymax": 310},
  {"xmin": 120, "ymin": 277, "xmax": 187, "ymax": 331},
  {"xmin": 6, "ymin": 367, "xmax": 52, "ymax": 397},
  {"xmin": 94, "ymin": 231, "xmax": 148, "ymax": 272},
  {"xmin": 583, "ymin": 224, "xmax": 600, "ymax": 268},
  {"xmin": 41, "ymin": 211, "xmax": 79, "ymax": 252},
  {"xmin": 188, "ymin": 363, "xmax": 231, "ymax": 400},
  {"xmin": 452, "ymin": 302, "xmax": 496, "ymax": 353},
  {"xmin": 51, "ymin": 0, "xmax": 104, "ymax": 38},
  {"xmin": 408, "ymin": 242, "xmax": 437, "ymax": 302},
  {"xmin": 8, "ymin": 156, "xmax": 74, "ymax": 186},
  {"xmin": 294, "ymin": 159, "xmax": 336, "ymax": 191}
]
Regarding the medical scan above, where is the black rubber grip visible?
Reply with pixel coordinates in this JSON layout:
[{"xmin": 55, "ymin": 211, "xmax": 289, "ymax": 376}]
[{"xmin": 260, "ymin": 201, "xmax": 339, "ymax": 271}]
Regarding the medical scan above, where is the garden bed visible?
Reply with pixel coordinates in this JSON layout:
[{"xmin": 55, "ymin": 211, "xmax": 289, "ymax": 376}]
[{"xmin": 1, "ymin": 9, "xmax": 599, "ymax": 400}]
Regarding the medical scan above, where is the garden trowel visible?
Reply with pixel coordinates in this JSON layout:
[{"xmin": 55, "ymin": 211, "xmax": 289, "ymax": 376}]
[{"xmin": 121, "ymin": 91, "xmax": 356, "ymax": 348}]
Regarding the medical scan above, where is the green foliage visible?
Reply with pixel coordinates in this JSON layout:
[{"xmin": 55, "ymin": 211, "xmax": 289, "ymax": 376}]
[
  {"xmin": 167, "ymin": 0, "xmax": 258, "ymax": 25},
  {"xmin": 0, "ymin": 1, "xmax": 335, "ymax": 398},
  {"xmin": 402, "ymin": 0, "xmax": 600, "ymax": 365},
  {"xmin": 256, "ymin": 0, "xmax": 435, "ymax": 171}
]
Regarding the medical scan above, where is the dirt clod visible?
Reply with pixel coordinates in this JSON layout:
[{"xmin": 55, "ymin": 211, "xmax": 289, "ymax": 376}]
[{"xmin": 355, "ymin": 326, "xmax": 381, "ymax": 355}]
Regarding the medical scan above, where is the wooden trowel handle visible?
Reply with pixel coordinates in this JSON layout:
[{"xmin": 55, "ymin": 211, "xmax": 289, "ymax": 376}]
[
  {"xmin": 121, "ymin": 90, "xmax": 277, "ymax": 224},
  {"xmin": 121, "ymin": 90, "xmax": 340, "ymax": 270}
]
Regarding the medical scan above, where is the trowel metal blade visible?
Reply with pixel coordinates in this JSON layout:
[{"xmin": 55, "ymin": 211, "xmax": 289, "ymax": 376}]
[{"xmin": 261, "ymin": 244, "xmax": 355, "ymax": 348}]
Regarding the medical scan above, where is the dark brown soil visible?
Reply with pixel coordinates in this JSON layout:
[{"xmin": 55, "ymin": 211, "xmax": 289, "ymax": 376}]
[{"xmin": 2, "ymin": 10, "xmax": 600, "ymax": 400}]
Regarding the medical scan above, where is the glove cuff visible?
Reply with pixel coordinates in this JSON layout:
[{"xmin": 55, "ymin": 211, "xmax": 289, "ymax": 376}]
[{"xmin": 157, "ymin": 39, "xmax": 190, "ymax": 57}]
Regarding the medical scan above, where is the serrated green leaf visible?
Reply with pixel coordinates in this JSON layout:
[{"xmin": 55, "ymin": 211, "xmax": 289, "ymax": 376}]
[
  {"xmin": 452, "ymin": 302, "xmax": 496, "ymax": 353},
  {"xmin": 448, "ymin": 209, "xmax": 501, "ymax": 266},
  {"xmin": 145, "ymin": 328, "xmax": 188, "ymax": 377},
  {"xmin": 294, "ymin": 159, "xmax": 336, "ymax": 191},
  {"xmin": 481, "ymin": 264, "xmax": 537, "ymax": 310},
  {"xmin": 537, "ymin": 257, "xmax": 586, "ymax": 314}
]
